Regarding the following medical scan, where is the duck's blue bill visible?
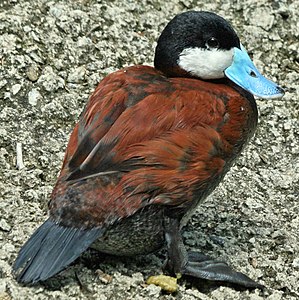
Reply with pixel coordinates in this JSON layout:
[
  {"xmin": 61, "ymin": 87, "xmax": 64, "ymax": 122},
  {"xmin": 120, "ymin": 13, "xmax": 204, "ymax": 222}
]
[{"xmin": 224, "ymin": 45, "xmax": 284, "ymax": 99}]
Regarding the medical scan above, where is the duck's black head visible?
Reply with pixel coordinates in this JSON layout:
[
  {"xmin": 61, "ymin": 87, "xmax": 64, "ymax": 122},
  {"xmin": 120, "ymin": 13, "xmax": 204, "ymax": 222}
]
[
  {"xmin": 155, "ymin": 11, "xmax": 239, "ymax": 79},
  {"xmin": 154, "ymin": 11, "xmax": 284, "ymax": 99}
]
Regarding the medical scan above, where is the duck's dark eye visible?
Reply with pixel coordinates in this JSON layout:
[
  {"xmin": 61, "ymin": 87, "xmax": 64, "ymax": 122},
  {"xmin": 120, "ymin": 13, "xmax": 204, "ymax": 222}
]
[{"xmin": 206, "ymin": 37, "xmax": 219, "ymax": 49}]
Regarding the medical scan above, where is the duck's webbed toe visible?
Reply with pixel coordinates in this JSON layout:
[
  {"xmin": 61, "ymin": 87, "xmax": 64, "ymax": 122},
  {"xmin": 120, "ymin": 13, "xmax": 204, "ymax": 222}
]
[
  {"xmin": 183, "ymin": 252, "xmax": 264, "ymax": 288},
  {"xmin": 164, "ymin": 218, "xmax": 264, "ymax": 289}
]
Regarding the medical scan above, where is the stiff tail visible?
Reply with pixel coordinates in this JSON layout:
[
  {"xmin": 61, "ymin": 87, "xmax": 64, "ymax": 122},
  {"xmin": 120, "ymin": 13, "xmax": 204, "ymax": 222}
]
[{"xmin": 13, "ymin": 219, "xmax": 103, "ymax": 284}]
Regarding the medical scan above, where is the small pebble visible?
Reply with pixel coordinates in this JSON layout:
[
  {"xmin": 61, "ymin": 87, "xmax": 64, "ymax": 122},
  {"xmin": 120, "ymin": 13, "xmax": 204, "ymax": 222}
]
[
  {"xmin": 95, "ymin": 270, "xmax": 113, "ymax": 284},
  {"xmin": 0, "ymin": 220, "xmax": 11, "ymax": 232},
  {"xmin": 26, "ymin": 65, "xmax": 40, "ymax": 82},
  {"xmin": 28, "ymin": 88, "xmax": 42, "ymax": 106},
  {"xmin": 11, "ymin": 84, "xmax": 21, "ymax": 95},
  {"xmin": 292, "ymin": 258, "xmax": 299, "ymax": 269}
]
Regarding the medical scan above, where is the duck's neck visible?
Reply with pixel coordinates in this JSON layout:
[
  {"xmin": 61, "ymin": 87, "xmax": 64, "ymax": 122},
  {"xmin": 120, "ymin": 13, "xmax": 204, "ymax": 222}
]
[{"xmin": 220, "ymin": 79, "xmax": 258, "ymax": 161}]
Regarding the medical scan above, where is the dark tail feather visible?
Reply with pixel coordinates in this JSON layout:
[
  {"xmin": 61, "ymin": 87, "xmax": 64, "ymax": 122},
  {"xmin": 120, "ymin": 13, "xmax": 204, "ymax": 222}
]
[{"xmin": 13, "ymin": 219, "xmax": 103, "ymax": 284}]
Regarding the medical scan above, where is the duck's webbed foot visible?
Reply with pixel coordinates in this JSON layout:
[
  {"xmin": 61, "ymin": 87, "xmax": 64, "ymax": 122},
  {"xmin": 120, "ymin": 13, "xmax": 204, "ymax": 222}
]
[{"xmin": 164, "ymin": 218, "xmax": 264, "ymax": 289}]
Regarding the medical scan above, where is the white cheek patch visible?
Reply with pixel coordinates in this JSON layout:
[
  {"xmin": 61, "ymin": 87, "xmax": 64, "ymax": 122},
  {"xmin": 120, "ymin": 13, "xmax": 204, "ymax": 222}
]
[{"xmin": 178, "ymin": 47, "xmax": 234, "ymax": 79}]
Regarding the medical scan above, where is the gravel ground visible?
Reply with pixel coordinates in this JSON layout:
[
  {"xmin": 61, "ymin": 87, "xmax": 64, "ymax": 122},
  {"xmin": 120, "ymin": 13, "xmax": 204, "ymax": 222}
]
[{"xmin": 0, "ymin": 0, "xmax": 298, "ymax": 299}]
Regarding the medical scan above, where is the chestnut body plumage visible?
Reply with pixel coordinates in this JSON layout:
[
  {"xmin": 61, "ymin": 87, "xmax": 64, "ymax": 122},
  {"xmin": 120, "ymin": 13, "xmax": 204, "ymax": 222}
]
[
  {"xmin": 14, "ymin": 11, "xmax": 283, "ymax": 287},
  {"xmin": 52, "ymin": 66, "xmax": 257, "ymax": 255}
]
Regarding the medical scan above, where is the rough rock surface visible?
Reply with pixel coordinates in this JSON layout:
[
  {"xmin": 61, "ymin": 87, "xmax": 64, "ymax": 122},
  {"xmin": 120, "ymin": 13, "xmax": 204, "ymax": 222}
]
[{"xmin": 0, "ymin": 0, "xmax": 298, "ymax": 299}]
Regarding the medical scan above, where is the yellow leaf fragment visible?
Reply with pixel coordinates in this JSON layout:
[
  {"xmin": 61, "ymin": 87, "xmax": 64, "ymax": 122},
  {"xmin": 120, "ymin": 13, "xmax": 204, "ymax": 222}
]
[{"xmin": 146, "ymin": 274, "xmax": 178, "ymax": 293}]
